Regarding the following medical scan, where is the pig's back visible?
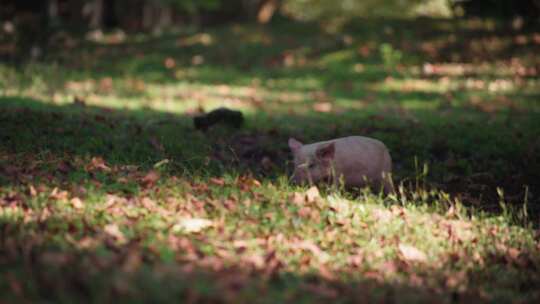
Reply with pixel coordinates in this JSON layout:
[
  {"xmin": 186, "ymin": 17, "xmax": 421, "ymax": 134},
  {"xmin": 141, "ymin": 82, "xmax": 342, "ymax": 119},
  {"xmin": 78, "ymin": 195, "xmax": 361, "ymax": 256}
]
[
  {"xmin": 337, "ymin": 136, "xmax": 388, "ymax": 157},
  {"xmin": 334, "ymin": 136, "xmax": 391, "ymax": 179}
]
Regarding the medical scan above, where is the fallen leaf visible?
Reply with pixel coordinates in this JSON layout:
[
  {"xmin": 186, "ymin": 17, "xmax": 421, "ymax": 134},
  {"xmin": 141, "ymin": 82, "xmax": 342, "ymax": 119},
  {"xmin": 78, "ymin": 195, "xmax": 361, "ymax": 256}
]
[
  {"xmin": 210, "ymin": 177, "xmax": 225, "ymax": 186},
  {"xmin": 292, "ymin": 192, "xmax": 304, "ymax": 205},
  {"xmin": 222, "ymin": 198, "xmax": 237, "ymax": 211},
  {"xmin": 251, "ymin": 178, "xmax": 262, "ymax": 187},
  {"xmin": 172, "ymin": 218, "xmax": 213, "ymax": 233},
  {"xmin": 73, "ymin": 96, "xmax": 86, "ymax": 106},
  {"xmin": 372, "ymin": 209, "xmax": 393, "ymax": 223},
  {"xmin": 140, "ymin": 197, "xmax": 156, "ymax": 210},
  {"xmin": 86, "ymin": 157, "xmax": 111, "ymax": 172},
  {"xmin": 164, "ymin": 57, "xmax": 176, "ymax": 69},
  {"xmin": 292, "ymin": 240, "xmax": 330, "ymax": 263},
  {"xmin": 141, "ymin": 170, "xmax": 160, "ymax": 187},
  {"xmin": 28, "ymin": 185, "xmax": 37, "ymax": 197},
  {"xmin": 313, "ymin": 102, "xmax": 332, "ymax": 113},
  {"xmin": 99, "ymin": 77, "xmax": 113, "ymax": 92},
  {"xmin": 70, "ymin": 197, "xmax": 84, "ymax": 209},
  {"xmin": 237, "ymin": 176, "xmax": 262, "ymax": 191},
  {"xmin": 305, "ymin": 186, "xmax": 320, "ymax": 203},
  {"xmin": 398, "ymin": 244, "xmax": 427, "ymax": 262},
  {"xmin": 102, "ymin": 194, "xmax": 126, "ymax": 210},
  {"xmin": 49, "ymin": 187, "xmax": 69, "ymax": 201},
  {"xmin": 298, "ymin": 207, "xmax": 312, "ymax": 218},
  {"xmin": 379, "ymin": 260, "xmax": 398, "ymax": 274},
  {"xmin": 104, "ymin": 224, "xmax": 126, "ymax": 243},
  {"xmin": 348, "ymin": 252, "xmax": 364, "ymax": 267},
  {"xmin": 507, "ymin": 247, "xmax": 520, "ymax": 260},
  {"xmin": 76, "ymin": 237, "xmax": 98, "ymax": 249},
  {"xmin": 446, "ymin": 270, "xmax": 467, "ymax": 289},
  {"xmin": 244, "ymin": 253, "xmax": 265, "ymax": 268}
]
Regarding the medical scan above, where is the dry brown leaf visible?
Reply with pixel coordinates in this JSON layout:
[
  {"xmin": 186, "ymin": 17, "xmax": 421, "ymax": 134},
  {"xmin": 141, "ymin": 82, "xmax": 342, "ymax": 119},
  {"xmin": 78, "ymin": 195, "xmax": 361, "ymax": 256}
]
[
  {"xmin": 251, "ymin": 178, "xmax": 262, "ymax": 187},
  {"xmin": 172, "ymin": 218, "xmax": 213, "ymax": 233},
  {"xmin": 222, "ymin": 198, "xmax": 237, "ymax": 211},
  {"xmin": 372, "ymin": 209, "xmax": 393, "ymax": 223},
  {"xmin": 348, "ymin": 253, "xmax": 364, "ymax": 267},
  {"xmin": 446, "ymin": 270, "xmax": 467, "ymax": 289},
  {"xmin": 76, "ymin": 237, "xmax": 98, "ymax": 249},
  {"xmin": 73, "ymin": 96, "xmax": 86, "ymax": 106},
  {"xmin": 305, "ymin": 186, "xmax": 320, "ymax": 203},
  {"xmin": 141, "ymin": 197, "xmax": 157, "ymax": 210},
  {"xmin": 102, "ymin": 194, "xmax": 125, "ymax": 210},
  {"xmin": 313, "ymin": 102, "xmax": 333, "ymax": 113},
  {"xmin": 141, "ymin": 170, "xmax": 160, "ymax": 187},
  {"xmin": 210, "ymin": 177, "xmax": 225, "ymax": 186},
  {"xmin": 398, "ymin": 244, "xmax": 427, "ymax": 262},
  {"xmin": 378, "ymin": 261, "xmax": 398, "ymax": 274},
  {"xmin": 507, "ymin": 247, "xmax": 521, "ymax": 260},
  {"xmin": 49, "ymin": 187, "xmax": 69, "ymax": 201},
  {"xmin": 104, "ymin": 224, "xmax": 126, "ymax": 243},
  {"xmin": 298, "ymin": 207, "xmax": 312, "ymax": 218},
  {"xmin": 70, "ymin": 197, "xmax": 84, "ymax": 209},
  {"xmin": 28, "ymin": 185, "xmax": 37, "ymax": 197},
  {"xmin": 238, "ymin": 177, "xmax": 262, "ymax": 190},
  {"xmin": 292, "ymin": 192, "xmax": 304, "ymax": 206},
  {"xmin": 164, "ymin": 57, "xmax": 176, "ymax": 69},
  {"xmin": 86, "ymin": 156, "xmax": 111, "ymax": 172},
  {"xmin": 294, "ymin": 240, "xmax": 329, "ymax": 263}
]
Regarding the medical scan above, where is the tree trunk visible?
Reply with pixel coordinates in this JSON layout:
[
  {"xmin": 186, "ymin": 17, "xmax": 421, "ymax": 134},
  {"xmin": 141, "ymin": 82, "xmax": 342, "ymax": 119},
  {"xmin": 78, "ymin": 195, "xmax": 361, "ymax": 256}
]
[
  {"xmin": 142, "ymin": 2, "xmax": 155, "ymax": 31},
  {"xmin": 156, "ymin": 5, "xmax": 173, "ymax": 32},
  {"xmin": 47, "ymin": 0, "xmax": 58, "ymax": 21},
  {"xmin": 103, "ymin": 0, "xmax": 118, "ymax": 28},
  {"xmin": 89, "ymin": 0, "xmax": 104, "ymax": 29},
  {"xmin": 257, "ymin": 0, "xmax": 281, "ymax": 24}
]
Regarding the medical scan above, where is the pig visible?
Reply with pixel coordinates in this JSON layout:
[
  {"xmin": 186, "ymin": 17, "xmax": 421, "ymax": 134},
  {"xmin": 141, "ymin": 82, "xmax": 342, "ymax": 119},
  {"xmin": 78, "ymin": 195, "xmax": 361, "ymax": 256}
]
[{"xmin": 288, "ymin": 136, "xmax": 393, "ymax": 193}]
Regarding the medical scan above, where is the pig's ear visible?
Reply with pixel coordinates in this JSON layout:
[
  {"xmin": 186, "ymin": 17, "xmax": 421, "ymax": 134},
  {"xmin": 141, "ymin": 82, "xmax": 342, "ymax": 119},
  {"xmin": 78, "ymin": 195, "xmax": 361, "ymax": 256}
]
[
  {"xmin": 288, "ymin": 138, "xmax": 303, "ymax": 151},
  {"xmin": 316, "ymin": 143, "xmax": 335, "ymax": 160}
]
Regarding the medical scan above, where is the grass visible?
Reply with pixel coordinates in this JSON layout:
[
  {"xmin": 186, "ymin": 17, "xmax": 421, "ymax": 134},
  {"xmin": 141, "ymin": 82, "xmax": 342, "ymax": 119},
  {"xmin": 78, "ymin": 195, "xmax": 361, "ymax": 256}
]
[{"xmin": 1, "ymin": 17, "xmax": 540, "ymax": 303}]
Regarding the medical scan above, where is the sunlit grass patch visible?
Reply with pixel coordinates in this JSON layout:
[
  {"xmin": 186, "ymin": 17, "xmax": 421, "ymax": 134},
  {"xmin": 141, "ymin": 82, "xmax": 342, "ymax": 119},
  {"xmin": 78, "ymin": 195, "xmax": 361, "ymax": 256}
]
[{"xmin": 1, "ymin": 175, "xmax": 539, "ymax": 302}]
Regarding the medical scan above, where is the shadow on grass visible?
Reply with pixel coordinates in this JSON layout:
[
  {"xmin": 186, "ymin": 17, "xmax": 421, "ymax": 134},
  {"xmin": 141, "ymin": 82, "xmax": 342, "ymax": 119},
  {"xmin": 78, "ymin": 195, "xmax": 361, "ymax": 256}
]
[
  {"xmin": 1, "ymin": 95, "xmax": 540, "ymax": 219},
  {"xmin": 2, "ymin": 232, "xmax": 536, "ymax": 304}
]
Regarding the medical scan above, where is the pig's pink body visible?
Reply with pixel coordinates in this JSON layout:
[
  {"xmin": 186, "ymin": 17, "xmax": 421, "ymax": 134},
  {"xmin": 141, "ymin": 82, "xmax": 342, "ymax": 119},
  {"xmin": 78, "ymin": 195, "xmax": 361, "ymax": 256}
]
[{"xmin": 289, "ymin": 136, "xmax": 392, "ymax": 193}]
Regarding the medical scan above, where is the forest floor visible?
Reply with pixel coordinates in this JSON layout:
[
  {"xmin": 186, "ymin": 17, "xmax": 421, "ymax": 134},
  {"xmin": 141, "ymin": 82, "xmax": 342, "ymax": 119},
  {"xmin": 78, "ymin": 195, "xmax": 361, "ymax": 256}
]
[{"xmin": 1, "ymin": 18, "xmax": 540, "ymax": 303}]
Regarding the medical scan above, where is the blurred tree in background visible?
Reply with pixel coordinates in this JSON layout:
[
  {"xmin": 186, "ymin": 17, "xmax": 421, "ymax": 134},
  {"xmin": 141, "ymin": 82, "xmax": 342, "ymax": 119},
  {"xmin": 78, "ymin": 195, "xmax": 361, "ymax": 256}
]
[
  {"xmin": 1, "ymin": 0, "xmax": 538, "ymax": 61},
  {"xmin": 451, "ymin": 0, "xmax": 540, "ymax": 23},
  {"xmin": 3, "ymin": 0, "xmax": 539, "ymax": 31},
  {"xmin": 282, "ymin": 0, "xmax": 451, "ymax": 21}
]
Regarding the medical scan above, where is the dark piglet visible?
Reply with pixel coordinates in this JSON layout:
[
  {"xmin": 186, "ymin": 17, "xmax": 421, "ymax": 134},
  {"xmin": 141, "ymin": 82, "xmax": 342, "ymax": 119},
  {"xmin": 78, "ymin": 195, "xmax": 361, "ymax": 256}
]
[{"xmin": 194, "ymin": 107, "xmax": 244, "ymax": 131}]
